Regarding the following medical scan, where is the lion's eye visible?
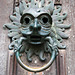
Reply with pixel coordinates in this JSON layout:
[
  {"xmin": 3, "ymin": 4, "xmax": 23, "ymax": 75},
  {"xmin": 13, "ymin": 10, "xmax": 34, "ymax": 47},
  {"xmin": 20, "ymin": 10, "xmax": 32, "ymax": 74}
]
[
  {"xmin": 38, "ymin": 14, "xmax": 52, "ymax": 28},
  {"xmin": 24, "ymin": 17, "xmax": 30, "ymax": 24},
  {"xmin": 39, "ymin": 15, "xmax": 50, "ymax": 25},
  {"xmin": 38, "ymin": 14, "xmax": 52, "ymax": 26},
  {"xmin": 24, "ymin": 17, "xmax": 31, "ymax": 25},
  {"xmin": 42, "ymin": 17, "xmax": 48, "ymax": 24}
]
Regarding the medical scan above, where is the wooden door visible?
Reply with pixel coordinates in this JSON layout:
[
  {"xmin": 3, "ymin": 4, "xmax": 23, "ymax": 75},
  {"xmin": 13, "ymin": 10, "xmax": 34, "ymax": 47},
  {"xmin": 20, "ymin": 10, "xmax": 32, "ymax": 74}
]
[{"xmin": 0, "ymin": 0, "xmax": 75, "ymax": 75}]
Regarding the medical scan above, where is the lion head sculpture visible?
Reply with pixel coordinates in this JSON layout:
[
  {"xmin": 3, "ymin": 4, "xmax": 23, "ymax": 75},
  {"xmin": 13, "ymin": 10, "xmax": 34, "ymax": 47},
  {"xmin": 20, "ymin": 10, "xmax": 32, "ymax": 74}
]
[{"xmin": 3, "ymin": 0, "xmax": 71, "ymax": 72}]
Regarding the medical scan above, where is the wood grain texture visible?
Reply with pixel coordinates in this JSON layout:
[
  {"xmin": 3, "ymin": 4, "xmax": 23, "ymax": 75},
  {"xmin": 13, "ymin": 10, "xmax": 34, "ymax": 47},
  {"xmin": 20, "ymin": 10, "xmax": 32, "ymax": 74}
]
[
  {"xmin": 0, "ymin": 0, "xmax": 75, "ymax": 75},
  {"xmin": 0, "ymin": 0, "xmax": 13, "ymax": 75},
  {"xmin": 62, "ymin": 0, "xmax": 75, "ymax": 75}
]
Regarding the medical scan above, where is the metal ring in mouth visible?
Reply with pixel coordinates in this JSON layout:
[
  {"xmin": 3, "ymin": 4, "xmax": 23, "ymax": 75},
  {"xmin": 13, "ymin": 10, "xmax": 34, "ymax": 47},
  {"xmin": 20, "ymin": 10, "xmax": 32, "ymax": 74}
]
[{"xmin": 16, "ymin": 50, "xmax": 56, "ymax": 72}]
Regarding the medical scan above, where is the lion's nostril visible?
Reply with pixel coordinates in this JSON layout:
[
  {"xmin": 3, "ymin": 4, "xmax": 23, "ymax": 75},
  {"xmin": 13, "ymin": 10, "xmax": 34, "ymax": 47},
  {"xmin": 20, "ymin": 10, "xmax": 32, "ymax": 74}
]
[
  {"xmin": 29, "ymin": 24, "xmax": 41, "ymax": 32},
  {"xmin": 29, "ymin": 25, "xmax": 33, "ymax": 31},
  {"xmin": 38, "ymin": 25, "xmax": 41, "ymax": 31}
]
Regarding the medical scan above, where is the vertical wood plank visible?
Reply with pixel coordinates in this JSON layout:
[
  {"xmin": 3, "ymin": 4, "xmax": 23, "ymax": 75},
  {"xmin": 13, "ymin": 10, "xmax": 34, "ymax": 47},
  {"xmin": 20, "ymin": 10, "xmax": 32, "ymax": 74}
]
[
  {"xmin": 13, "ymin": 55, "xmax": 17, "ymax": 75},
  {"xmin": 0, "ymin": 0, "xmax": 13, "ymax": 75},
  {"xmin": 6, "ymin": 51, "xmax": 14, "ymax": 75},
  {"xmin": 56, "ymin": 50, "xmax": 66, "ymax": 75},
  {"xmin": 6, "ymin": 51, "xmax": 17, "ymax": 75},
  {"xmin": 56, "ymin": 56, "xmax": 60, "ymax": 75},
  {"xmin": 59, "ymin": 50, "xmax": 66, "ymax": 75}
]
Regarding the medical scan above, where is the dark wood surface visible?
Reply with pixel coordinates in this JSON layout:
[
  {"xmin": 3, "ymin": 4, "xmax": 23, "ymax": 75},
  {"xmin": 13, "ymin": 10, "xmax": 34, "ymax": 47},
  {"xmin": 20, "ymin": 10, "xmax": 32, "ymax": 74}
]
[{"xmin": 0, "ymin": 0, "xmax": 75, "ymax": 75}]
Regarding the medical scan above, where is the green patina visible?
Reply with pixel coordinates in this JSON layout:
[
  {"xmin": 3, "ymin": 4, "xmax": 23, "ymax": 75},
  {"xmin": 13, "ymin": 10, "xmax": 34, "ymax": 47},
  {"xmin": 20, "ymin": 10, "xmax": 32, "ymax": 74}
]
[{"xmin": 3, "ymin": 0, "xmax": 71, "ymax": 72}]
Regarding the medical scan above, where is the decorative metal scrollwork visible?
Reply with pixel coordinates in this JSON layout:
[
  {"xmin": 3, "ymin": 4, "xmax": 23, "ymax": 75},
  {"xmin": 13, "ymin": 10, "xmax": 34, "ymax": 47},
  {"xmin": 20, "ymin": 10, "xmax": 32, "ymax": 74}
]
[{"xmin": 3, "ymin": 0, "xmax": 71, "ymax": 72}]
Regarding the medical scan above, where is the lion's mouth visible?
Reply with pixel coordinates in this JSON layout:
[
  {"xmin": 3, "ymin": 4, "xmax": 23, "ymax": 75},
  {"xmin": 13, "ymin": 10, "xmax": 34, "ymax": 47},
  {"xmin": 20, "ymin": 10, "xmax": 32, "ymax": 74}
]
[
  {"xmin": 21, "ymin": 30, "xmax": 50, "ymax": 44},
  {"xmin": 30, "ymin": 35, "xmax": 41, "ymax": 42},
  {"xmin": 22, "ymin": 33, "xmax": 49, "ymax": 44},
  {"xmin": 26, "ymin": 35, "xmax": 45, "ymax": 44}
]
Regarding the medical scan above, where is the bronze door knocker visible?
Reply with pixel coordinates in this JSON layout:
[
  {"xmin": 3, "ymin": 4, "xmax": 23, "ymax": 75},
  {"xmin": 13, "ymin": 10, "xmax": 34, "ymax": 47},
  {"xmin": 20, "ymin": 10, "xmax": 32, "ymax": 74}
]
[{"xmin": 3, "ymin": 0, "xmax": 71, "ymax": 72}]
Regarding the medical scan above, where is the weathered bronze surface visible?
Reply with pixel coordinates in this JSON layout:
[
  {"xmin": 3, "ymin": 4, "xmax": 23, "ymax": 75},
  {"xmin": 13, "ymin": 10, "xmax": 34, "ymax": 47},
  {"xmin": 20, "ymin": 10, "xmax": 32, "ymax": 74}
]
[{"xmin": 3, "ymin": 0, "xmax": 71, "ymax": 72}]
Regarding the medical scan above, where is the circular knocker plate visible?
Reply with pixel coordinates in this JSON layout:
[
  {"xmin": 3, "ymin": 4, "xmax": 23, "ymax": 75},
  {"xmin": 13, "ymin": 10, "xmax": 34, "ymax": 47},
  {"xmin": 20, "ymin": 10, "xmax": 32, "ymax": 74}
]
[{"xmin": 16, "ymin": 50, "xmax": 56, "ymax": 72}]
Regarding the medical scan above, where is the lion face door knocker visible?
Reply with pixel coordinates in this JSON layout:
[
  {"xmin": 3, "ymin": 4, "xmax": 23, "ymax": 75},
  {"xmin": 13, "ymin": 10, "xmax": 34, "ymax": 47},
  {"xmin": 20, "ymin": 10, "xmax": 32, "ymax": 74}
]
[{"xmin": 4, "ymin": 0, "xmax": 71, "ymax": 72}]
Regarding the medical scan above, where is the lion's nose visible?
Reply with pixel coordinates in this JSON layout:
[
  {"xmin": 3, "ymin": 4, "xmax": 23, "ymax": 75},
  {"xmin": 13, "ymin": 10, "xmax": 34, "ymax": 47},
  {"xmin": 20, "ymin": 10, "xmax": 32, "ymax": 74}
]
[{"xmin": 29, "ymin": 19, "xmax": 41, "ymax": 33}]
